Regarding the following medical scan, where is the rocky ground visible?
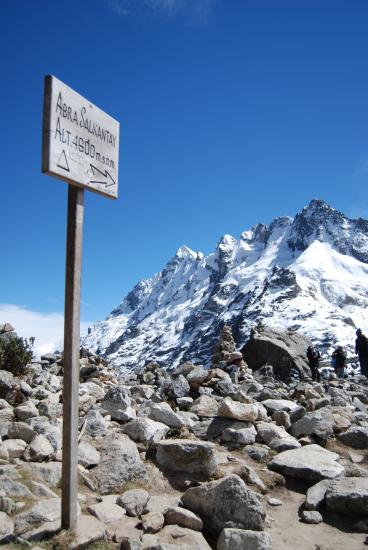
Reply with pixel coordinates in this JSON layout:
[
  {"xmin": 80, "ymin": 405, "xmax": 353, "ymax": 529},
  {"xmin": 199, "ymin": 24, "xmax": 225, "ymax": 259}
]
[{"xmin": 0, "ymin": 330, "xmax": 367, "ymax": 549}]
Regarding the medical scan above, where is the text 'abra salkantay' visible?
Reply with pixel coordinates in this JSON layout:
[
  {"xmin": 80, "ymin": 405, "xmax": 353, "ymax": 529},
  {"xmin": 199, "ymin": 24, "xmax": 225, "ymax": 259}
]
[{"xmin": 56, "ymin": 93, "xmax": 117, "ymax": 149}]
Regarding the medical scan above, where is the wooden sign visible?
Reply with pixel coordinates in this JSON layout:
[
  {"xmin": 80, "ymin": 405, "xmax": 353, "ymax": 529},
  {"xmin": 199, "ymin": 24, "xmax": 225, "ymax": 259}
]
[
  {"xmin": 42, "ymin": 75, "xmax": 119, "ymax": 199},
  {"xmin": 41, "ymin": 75, "xmax": 120, "ymax": 530}
]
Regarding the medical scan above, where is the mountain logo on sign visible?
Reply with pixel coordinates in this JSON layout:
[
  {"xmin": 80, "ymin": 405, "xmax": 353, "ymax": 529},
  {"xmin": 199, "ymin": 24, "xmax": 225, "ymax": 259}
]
[{"xmin": 57, "ymin": 149, "xmax": 70, "ymax": 172}]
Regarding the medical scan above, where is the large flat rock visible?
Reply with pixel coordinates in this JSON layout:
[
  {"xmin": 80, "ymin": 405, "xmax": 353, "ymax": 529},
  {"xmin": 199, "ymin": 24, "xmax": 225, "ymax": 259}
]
[{"xmin": 268, "ymin": 444, "xmax": 345, "ymax": 481}]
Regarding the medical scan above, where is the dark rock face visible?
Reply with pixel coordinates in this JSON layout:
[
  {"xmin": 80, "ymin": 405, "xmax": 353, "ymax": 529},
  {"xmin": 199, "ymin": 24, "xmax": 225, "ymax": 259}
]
[{"xmin": 241, "ymin": 327, "xmax": 312, "ymax": 381}]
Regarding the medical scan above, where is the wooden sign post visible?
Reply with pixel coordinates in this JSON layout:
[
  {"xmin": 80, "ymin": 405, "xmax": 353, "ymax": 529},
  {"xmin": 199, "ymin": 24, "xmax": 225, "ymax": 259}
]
[{"xmin": 42, "ymin": 75, "xmax": 120, "ymax": 529}]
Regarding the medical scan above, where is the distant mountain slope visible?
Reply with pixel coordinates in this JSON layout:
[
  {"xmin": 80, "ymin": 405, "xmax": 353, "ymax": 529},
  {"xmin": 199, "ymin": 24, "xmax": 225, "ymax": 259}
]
[{"xmin": 83, "ymin": 200, "xmax": 368, "ymax": 370}]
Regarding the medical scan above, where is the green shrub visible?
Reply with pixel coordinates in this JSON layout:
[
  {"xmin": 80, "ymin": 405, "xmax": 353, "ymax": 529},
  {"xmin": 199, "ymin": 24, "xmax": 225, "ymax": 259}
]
[{"xmin": 0, "ymin": 335, "xmax": 33, "ymax": 375}]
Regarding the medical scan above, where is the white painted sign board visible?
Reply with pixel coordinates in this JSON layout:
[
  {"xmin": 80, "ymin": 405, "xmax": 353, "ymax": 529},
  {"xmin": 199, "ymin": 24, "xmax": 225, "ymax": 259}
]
[{"xmin": 42, "ymin": 75, "xmax": 119, "ymax": 198}]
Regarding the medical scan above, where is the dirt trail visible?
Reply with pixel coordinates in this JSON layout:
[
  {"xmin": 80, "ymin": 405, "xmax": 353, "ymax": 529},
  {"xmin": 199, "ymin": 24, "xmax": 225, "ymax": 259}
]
[{"xmin": 268, "ymin": 485, "xmax": 366, "ymax": 550}]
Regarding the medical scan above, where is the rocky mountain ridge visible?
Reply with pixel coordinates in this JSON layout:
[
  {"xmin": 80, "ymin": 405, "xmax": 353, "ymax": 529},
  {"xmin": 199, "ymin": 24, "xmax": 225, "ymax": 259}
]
[{"xmin": 83, "ymin": 199, "xmax": 368, "ymax": 372}]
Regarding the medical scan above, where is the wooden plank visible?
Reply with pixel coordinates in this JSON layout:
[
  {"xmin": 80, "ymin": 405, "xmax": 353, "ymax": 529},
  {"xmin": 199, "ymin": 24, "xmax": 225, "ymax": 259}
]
[{"xmin": 61, "ymin": 185, "xmax": 84, "ymax": 529}]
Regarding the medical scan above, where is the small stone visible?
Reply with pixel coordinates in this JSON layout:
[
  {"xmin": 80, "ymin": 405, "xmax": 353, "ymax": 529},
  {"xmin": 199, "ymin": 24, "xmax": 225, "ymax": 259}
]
[
  {"xmin": 23, "ymin": 434, "xmax": 54, "ymax": 461},
  {"xmin": 122, "ymin": 417, "xmax": 169, "ymax": 444},
  {"xmin": 267, "ymin": 498, "xmax": 282, "ymax": 506},
  {"xmin": 117, "ymin": 488, "xmax": 150, "ymax": 517},
  {"xmin": 142, "ymin": 511, "xmax": 164, "ymax": 533},
  {"xmin": 149, "ymin": 402, "xmax": 184, "ymax": 428},
  {"xmin": 78, "ymin": 440, "xmax": 100, "ymax": 468},
  {"xmin": 218, "ymin": 399, "xmax": 259, "ymax": 422},
  {"xmin": 349, "ymin": 451, "xmax": 364, "ymax": 464},
  {"xmin": 272, "ymin": 410, "xmax": 291, "ymax": 429},
  {"xmin": 244, "ymin": 444, "xmax": 271, "ymax": 462},
  {"xmin": 88, "ymin": 501, "xmax": 126, "ymax": 523},
  {"xmin": 15, "ymin": 401, "xmax": 39, "ymax": 421},
  {"xmin": 301, "ymin": 510, "xmax": 323, "ymax": 524},
  {"xmin": 165, "ymin": 506, "xmax": 203, "ymax": 531},
  {"xmin": 0, "ymin": 439, "xmax": 27, "ymax": 459}
]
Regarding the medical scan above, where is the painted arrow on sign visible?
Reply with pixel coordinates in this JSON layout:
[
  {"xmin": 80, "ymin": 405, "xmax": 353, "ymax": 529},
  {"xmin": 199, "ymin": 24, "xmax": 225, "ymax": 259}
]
[{"xmin": 89, "ymin": 164, "xmax": 116, "ymax": 187}]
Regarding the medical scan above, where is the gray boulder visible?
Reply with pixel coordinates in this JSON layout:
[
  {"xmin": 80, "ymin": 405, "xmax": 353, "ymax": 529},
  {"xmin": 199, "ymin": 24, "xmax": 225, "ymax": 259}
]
[
  {"xmin": 241, "ymin": 327, "xmax": 311, "ymax": 381},
  {"xmin": 7, "ymin": 421, "xmax": 36, "ymax": 443},
  {"xmin": 23, "ymin": 434, "xmax": 54, "ymax": 461},
  {"xmin": 186, "ymin": 367, "xmax": 208, "ymax": 388},
  {"xmin": 261, "ymin": 399, "xmax": 305, "ymax": 422},
  {"xmin": 325, "ymin": 477, "xmax": 368, "ymax": 516},
  {"xmin": 268, "ymin": 444, "xmax": 345, "ymax": 481},
  {"xmin": 156, "ymin": 439, "xmax": 217, "ymax": 479},
  {"xmin": 100, "ymin": 386, "xmax": 131, "ymax": 421},
  {"xmin": 290, "ymin": 408, "xmax": 334, "ymax": 444},
  {"xmin": 172, "ymin": 375, "xmax": 190, "ymax": 398},
  {"xmin": 338, "ymin": 426, "xmax": 368, "ymax": 449},
  {"xmin": 221, "ymin": 423, "xmax": 257, "ymax": 445},
  {"xmin": 182, "ymin": 474, "xmax": 265, "ymax": 534},
  {"xmin": 256, "ymin": 421, "xmax": 300, "ymax": 451},
  {"xmin": 84, "ymin": 409, "xmax": 110, "ymax": 437},
  {"xmin": 92, "ymin": 433, "xmax": 147, "ymax": 495},
  {"xmin": 149, "ymin": 402, "xmax": 184, "ymax": 429},
  {"xmin": 122, "ymin": 417, "xmax": 169, "ymax": 444},
  {"xmin": 305, "ymin": 479, "xmax": 331, "ymax": 510},
  {"xmin": 191, "ymin": 395, "xmax": 219, "ymax": 417},
  {"xmin": 14, "ymin": 497, "xmax": 70, "ymax": 534},
  {"xmin": 117, "ymin": 488, "xmax": 150, "ymax": 517},
  {"xmin": 78, "ymin": 440, "xmax": 101, "ymax": 468}
]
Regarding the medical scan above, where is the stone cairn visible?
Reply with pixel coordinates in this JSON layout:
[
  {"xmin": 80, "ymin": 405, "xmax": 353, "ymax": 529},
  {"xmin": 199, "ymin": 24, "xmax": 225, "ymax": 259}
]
[{"xmin": 211, "ymin": 325, "xmax": 236, "ymax": 367}]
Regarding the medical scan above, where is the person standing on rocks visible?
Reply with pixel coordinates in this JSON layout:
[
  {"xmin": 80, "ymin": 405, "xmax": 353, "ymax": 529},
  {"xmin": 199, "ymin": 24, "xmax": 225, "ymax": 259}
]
[
  {"xmin": 355, "ymin": 329, "xmax": 368, "ymax": 378},
  {"xmin": 306, "ymin": 345, "xmax": 321, "ymax": 382},
  {"xmin": 331, "ymin": 346, "xmax": 346, "ymax": 379}
]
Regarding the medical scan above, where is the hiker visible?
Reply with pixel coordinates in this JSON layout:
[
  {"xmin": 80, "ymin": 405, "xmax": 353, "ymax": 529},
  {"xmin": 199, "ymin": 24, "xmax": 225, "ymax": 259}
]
[
  {"xmin": 225, "ymin": 351, "xmax": 245, "ymax": 384},
  {"xmin": 306, "ymin": 345, "xmax": 321, "ymax": 382},
  {"xmin": 355, "ymin": 328, "xmax": 368, "ymax": 378},
  {"xmin": 331, "ymin": 346, "xmax": 346, "ymax": 379}
]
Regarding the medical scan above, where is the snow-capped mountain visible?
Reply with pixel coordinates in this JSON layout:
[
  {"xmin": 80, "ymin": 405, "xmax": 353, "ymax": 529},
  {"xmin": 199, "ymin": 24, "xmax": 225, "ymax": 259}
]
[{"xmin": 83, "ymin": 200, "xmax": 368, "ymax": 371}]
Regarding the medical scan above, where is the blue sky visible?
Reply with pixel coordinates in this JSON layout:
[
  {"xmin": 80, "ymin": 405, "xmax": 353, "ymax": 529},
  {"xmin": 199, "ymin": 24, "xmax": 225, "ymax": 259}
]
[{"xmin": 1, "ymin": 0, "xmax": 368, "ymax": 351}]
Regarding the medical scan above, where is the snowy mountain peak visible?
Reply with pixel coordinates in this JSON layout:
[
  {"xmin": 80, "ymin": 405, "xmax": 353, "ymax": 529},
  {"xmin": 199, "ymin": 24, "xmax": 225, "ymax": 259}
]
[
  {"xmin": 175, "ymin": 245, "xmax": 197, "ymax": 260},
  {"xmin": 83, "ymin": 200, "xmax": 368, "ymax": 372}
]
